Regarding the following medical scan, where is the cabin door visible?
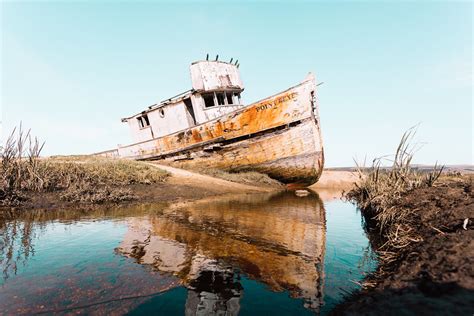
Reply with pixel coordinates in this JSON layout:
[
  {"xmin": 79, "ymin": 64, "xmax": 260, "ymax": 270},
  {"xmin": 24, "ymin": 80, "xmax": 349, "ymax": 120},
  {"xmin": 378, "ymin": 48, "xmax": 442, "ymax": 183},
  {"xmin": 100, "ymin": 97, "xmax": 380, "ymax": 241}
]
[{"xmin": 184, "ymin": 98, "xmax": 197, "ymax": 126}]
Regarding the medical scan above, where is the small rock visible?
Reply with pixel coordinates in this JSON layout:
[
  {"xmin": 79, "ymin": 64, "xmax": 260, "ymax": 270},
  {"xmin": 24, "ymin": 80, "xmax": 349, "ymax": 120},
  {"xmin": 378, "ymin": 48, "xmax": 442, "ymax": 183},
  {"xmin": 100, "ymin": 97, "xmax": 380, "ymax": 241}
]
[{"xmin": 295, "ymin": 190, "xmax": 310, "ymax": 197}]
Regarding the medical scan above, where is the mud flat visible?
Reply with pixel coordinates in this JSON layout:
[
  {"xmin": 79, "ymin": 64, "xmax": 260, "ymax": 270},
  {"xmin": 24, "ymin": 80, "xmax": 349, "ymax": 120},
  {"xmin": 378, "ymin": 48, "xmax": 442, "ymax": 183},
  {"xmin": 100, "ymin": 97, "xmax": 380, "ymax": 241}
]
[
  {"xmin": 1, "ymin": 152, "xmax": 358, "ymax": 213},
  {"xmin": 0, "ymin": 157, "xmax": 280, "ymax": 213},
  {"xmin": 310, "ymin": 169, "xmax": 360, "ymax": 190},
  {"xmin": 14, "ymin": 167, "xmax": 356, "ymax": 212},
  {"xmin": 333, "ymin": 175, "xmax": 474, "ymax": 315}
]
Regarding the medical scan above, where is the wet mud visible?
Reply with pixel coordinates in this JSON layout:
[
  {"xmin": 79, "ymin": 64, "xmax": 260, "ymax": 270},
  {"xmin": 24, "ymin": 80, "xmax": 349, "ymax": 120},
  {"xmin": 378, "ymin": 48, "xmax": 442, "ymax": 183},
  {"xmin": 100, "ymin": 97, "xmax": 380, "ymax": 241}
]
[{"xmin": 1, "ymin": 181, "xmax": 263, "ymax": 214}]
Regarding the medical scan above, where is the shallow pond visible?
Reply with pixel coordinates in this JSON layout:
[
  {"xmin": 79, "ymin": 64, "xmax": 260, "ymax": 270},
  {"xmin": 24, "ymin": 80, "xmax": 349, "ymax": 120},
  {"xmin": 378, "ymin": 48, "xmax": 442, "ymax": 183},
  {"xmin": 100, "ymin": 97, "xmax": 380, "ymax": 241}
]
[{"xmin": 0, "ymin": 190, "xmax": 376, "ymax": 315}]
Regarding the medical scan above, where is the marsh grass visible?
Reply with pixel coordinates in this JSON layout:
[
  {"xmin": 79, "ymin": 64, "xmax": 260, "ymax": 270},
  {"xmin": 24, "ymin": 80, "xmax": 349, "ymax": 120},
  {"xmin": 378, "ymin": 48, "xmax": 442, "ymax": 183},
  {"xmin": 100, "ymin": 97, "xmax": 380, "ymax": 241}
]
[
  {"xmin": 1, "ymin": 127, "xmax": 169, "ymax": 205},
  {"xmin": 346, "ymin": 127, "xmax": 444, "ymax": 267}
]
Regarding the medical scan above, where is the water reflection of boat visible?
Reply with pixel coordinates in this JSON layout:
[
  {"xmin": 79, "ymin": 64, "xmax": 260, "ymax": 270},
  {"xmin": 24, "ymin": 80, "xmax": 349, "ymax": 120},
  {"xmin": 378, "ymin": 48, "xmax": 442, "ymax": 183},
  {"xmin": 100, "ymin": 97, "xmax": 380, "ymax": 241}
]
[{"xmin": 117, "ymin": 191, "xmax": 326, "ymax": 313}]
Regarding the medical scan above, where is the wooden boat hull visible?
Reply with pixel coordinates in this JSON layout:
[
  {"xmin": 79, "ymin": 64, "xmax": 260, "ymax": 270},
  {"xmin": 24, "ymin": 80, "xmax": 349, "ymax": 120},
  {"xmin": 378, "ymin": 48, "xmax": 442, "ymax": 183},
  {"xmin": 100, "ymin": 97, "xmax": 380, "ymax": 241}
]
[
  {"xmin": 99, "ymin": 75, "xmax": 324, "ymax": 186},
  {"xmin": 164, "ymin": 119, "xmax": 324, "ymax": 186}
]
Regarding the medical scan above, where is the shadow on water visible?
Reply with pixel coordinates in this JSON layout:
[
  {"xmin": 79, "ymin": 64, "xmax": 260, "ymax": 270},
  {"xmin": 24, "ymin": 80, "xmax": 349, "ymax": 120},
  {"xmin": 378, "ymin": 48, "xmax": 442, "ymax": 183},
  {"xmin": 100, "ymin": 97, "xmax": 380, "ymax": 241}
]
[{"xmin": 0, "ymin": 190, "xmax": 375, "ymax": 315}]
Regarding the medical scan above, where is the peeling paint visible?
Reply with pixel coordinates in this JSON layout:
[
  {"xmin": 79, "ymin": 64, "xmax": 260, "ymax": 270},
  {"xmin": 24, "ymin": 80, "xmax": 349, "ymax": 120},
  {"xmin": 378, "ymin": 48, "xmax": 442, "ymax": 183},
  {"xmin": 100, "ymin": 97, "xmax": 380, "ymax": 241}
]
[{"xmin": 96, "ymin": 63, "xmax": 324, "ymax": 186}]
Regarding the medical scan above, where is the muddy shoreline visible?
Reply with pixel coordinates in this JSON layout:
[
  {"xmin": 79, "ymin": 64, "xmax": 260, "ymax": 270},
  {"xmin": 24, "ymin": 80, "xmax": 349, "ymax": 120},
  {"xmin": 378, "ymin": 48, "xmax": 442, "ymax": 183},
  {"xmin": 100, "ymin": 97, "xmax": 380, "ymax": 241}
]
[
  {"xmin": 333, "ymin": 175, "xmax": 474, "ymax": 315},
  {"xmin": 0, "ymin": 160, "xmax": 280, "ymax": 213},
  {"xmin": 4, "ymin": 166, "xmax": 472, "ymax": 314},
  {"xmin": 1, "ymin": 181, "xmax": 276, "ymax": 214},
  {"xmin": 1, "ymin": 165, "xmax": 357, "ymax": 213}
]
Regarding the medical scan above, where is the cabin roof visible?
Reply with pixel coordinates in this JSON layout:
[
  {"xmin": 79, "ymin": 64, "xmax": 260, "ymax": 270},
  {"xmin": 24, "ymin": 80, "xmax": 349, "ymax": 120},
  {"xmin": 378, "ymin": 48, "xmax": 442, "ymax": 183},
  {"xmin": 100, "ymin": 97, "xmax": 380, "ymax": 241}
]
[
  {"xmin": 121, "ymin": 89, "xmax": 194, "ymax": 122},
  {"xmin": 121, "ymin": 86, "xmax": 244, "ymax": 122},
  {"xmin": 191, "ymin": 60, "xmax": 237, "ymax": 66},
  {"xmin": 121, "ymin": 59, "xmax": 242, "ymax": 122}
]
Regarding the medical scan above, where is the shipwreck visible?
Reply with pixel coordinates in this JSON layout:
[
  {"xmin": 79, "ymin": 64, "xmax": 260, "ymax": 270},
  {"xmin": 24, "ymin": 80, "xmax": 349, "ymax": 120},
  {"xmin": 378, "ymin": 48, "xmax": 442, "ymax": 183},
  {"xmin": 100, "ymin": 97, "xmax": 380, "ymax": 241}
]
[{"xmin": 98, "ymin": 57, "xmax": 324, "ymax": 186}]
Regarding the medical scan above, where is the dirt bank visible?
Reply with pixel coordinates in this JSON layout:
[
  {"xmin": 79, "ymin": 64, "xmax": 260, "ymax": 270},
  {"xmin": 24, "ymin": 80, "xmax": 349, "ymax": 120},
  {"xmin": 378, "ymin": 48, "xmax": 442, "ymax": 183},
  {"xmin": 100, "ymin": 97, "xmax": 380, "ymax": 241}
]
[
  {"xmin": 148, "ymin": 163, "xmax": 275, "ymax": 193},
  {"xmin": 2, "ymin": 163, "xmax": 277, "ymax": 212},
  {"xmin": 3, "ymin": 160, "xmax": 358, "ymax": 212},
  {"xmin": 334, "ymin": 176, "xmax": 474, "ymax": 315},
  {"xmin": 310, "ymin": 170, "xmax": 360, "ymax": 190}
]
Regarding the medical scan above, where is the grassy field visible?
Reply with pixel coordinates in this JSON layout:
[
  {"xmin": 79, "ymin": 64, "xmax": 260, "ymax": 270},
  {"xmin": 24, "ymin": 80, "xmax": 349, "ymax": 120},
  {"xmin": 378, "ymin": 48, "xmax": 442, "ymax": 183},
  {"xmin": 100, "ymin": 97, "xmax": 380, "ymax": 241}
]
[{"xmin": 0, "ymin": 127, "xmax": 168, "ymax": 205}]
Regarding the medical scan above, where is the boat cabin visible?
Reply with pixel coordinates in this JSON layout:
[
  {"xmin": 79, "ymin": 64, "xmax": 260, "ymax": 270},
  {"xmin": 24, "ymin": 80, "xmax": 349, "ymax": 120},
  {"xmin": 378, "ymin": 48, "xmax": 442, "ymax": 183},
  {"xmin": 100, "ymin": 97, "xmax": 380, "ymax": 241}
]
[{"xmin": 121, "ymin": 60, "xmax": 245, "ymax": 143}]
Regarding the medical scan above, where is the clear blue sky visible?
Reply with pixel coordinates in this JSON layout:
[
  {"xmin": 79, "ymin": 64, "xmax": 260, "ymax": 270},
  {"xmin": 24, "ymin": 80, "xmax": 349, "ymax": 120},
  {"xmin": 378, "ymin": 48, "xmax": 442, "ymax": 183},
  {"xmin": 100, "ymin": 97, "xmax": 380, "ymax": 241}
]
[{"xmin": 1, "ymin": 1, "xmax": 472, "ymax": 167}]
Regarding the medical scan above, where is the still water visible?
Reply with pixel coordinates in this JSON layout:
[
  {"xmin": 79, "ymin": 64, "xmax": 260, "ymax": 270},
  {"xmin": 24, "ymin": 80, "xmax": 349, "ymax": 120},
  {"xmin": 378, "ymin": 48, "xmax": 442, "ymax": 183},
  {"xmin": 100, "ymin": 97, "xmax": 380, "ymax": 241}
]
[{"xmin": 0, "ymin": 191, "xmax": 375, "ymax": 315}]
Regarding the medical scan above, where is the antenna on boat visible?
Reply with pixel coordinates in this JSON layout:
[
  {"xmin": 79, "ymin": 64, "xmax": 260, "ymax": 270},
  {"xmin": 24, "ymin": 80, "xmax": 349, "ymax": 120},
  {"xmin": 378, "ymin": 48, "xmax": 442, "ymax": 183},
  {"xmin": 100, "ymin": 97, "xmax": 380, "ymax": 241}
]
[
  {"xmin": 229, "ymin": 57, "xmax": 233, "ymax": 63},
  {"xmin": 317, "ymin": 82, "xmax": 324, "ymax": 86},
  {"xmin": 206, "ymin": 54, "xmax": 209, "ymax": 61},
  {"xmin": 234, "ymin": 59, "xmax": 238, "ymax": 65},
  {"xmin": 236, "ymin": 63, "xmax": 240, "ymax": 68},
  {"xmin": 215, "ymin": 54, "xmax": 219, "ymax": 61}
]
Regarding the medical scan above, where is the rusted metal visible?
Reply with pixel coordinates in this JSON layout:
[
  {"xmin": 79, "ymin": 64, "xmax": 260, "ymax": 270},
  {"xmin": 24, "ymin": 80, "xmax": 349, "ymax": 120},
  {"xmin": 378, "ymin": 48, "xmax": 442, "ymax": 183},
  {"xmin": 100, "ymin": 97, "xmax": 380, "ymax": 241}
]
[{"xmin": 97, "ymin": 62, "xmax": 324, "ymax": 186}]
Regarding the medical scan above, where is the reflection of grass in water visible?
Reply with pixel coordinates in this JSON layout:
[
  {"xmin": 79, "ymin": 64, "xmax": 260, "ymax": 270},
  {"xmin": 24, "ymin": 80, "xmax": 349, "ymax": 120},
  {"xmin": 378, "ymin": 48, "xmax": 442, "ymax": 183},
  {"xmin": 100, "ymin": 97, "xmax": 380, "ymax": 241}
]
[
  {"xmin": 0, "ymin": 205, "xmax": 166, "ymax": 282},
  {"xmin": 1, "ymin": 219, "xmax": 42, "ymax": 281}
]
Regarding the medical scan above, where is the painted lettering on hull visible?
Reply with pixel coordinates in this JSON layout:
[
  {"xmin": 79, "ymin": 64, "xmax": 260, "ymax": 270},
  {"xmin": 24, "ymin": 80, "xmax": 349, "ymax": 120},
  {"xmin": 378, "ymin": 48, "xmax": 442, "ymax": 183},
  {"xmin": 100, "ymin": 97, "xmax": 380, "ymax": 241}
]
[{"xmin": 256, "ymin": 92, "xmax": 297, "ymax": 112}]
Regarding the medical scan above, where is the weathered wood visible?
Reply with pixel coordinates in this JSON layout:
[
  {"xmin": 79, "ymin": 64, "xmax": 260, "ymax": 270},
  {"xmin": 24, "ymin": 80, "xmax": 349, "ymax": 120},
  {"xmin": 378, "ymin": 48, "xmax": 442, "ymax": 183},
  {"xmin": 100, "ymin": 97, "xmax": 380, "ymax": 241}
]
[
  {"xmin": 98, "ymin": 70, "xmax": 324, "ymax": 186},
  {"xmin": 166, "ymin": 119, "xmax": 324, "ymax": 186}
]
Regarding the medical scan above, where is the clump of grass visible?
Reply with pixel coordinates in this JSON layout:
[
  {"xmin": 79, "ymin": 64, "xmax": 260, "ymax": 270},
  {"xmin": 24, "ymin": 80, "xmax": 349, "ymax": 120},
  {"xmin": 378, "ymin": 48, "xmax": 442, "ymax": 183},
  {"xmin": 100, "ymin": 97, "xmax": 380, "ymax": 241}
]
[
  {"xmin": 0, "ymin": 126, "xmax": 169, "ymax": 206},
  {"xmin": 346, "ymin": 127, "xmax": 444, "ymax": 265},
  {"xmin": 59, "ymin": 185, "xmax": 136, "ymax": 204},
  {"xmin": 0, "ymin": 125, "xmax": 44, "ymax": 205},
  {"xmin": 189, "ymin": 167, "xmax": 283, "ymax": 187},
  {"xmin": 40, "ymin": 156, "xmax": 169, "ymax": 190}
]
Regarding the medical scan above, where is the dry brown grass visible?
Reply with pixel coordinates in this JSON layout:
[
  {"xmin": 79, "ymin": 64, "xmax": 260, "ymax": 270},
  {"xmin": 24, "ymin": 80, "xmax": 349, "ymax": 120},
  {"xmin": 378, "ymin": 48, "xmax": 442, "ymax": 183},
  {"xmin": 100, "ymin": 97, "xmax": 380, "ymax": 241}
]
[
  {"xmin": 1, "ymin": 127, "xmax": 169, "ymax": 205},
  {"xmin": 346, "ymin": 128, "xmax": 444, "ymax": 265}
]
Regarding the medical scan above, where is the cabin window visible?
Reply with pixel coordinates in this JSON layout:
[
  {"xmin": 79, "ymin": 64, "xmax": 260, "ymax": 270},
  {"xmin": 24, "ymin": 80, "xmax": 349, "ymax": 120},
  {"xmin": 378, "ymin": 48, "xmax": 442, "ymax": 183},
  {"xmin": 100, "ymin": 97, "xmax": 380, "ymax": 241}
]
[
  {"xmin": 137, "ymin": 114, "xmax": 150, "ymax": 128},
  {"xmin": 143, "ymin": 115, "xmax": 150, "ymax": 126},
  {"xmin": 226, "ymin": 92, "xmax": 233, "ymax": 105},
  {"xmin": 203, "ymin": 91, "xmax": 241, "ymax": 108},
  {"xmin": 203, "ymin": 94, "xmax": 215, "ymax": 108},
  {"xmin": 232, "ymin": 92, "xmax": 241, "ymax": 105},
  {"xmin": 216, "ymin": 93, "xmax": 225, "ymax": 106},
  {"xmin": 159, "ymin": 108, "xmax": 165, "ymax": 117}
]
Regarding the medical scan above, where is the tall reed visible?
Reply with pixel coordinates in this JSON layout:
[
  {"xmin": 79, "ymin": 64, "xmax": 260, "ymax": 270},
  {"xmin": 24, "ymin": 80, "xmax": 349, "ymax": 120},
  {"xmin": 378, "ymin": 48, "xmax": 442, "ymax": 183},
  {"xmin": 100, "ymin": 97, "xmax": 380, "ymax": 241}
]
[
  {"xmin": 346, "ymin": 127, "xmax": 444, "ymax": 264},
  {"xmin": 0, "ymin": 125, "xmax": 44, "ymax": 204},
  {"xmin": 1, "ymin": 126, "xmax": 169, "ymax": 205}
]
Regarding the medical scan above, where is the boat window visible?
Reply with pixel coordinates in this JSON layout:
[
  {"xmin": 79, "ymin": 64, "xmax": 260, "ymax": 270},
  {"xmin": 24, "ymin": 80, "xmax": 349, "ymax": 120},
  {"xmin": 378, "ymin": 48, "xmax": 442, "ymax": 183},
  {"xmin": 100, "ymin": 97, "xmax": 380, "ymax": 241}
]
[
  {"xmin": 203, "ymin": 92, "xmax": 239, "ymax": 108},
  {"xmin": 143, "ymin": 114, "xmax": 150, "ymax": 125},
  {"xmin": 226, "ymin": 92, "xmax": 233, "ymax": 105},
  {"xmin": 159, "ymin": 108, "xmax": 165, "ymax": 118},
  {"xmin": 203, "ymin": 93, "xmax": 215, "ymax": 108},
  {"xmin": 232, "ymin": 92, "xmax": 241, "ymax": 105},
  {"xmin": 216, "ymin": 92, "xmax": 225, "ymax": 106},
  {"xmin": 137, "ymin": 114, "xmax": 150, "ymax": 128}
]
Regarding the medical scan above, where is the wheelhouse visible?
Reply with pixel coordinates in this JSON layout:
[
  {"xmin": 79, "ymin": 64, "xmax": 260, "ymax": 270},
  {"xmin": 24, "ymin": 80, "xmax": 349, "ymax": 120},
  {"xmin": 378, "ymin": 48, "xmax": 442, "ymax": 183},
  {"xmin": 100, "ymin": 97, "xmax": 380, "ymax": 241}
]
[{"xmin": 121, "ymin": 60, "xmax": 245, "ymax": 143}]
